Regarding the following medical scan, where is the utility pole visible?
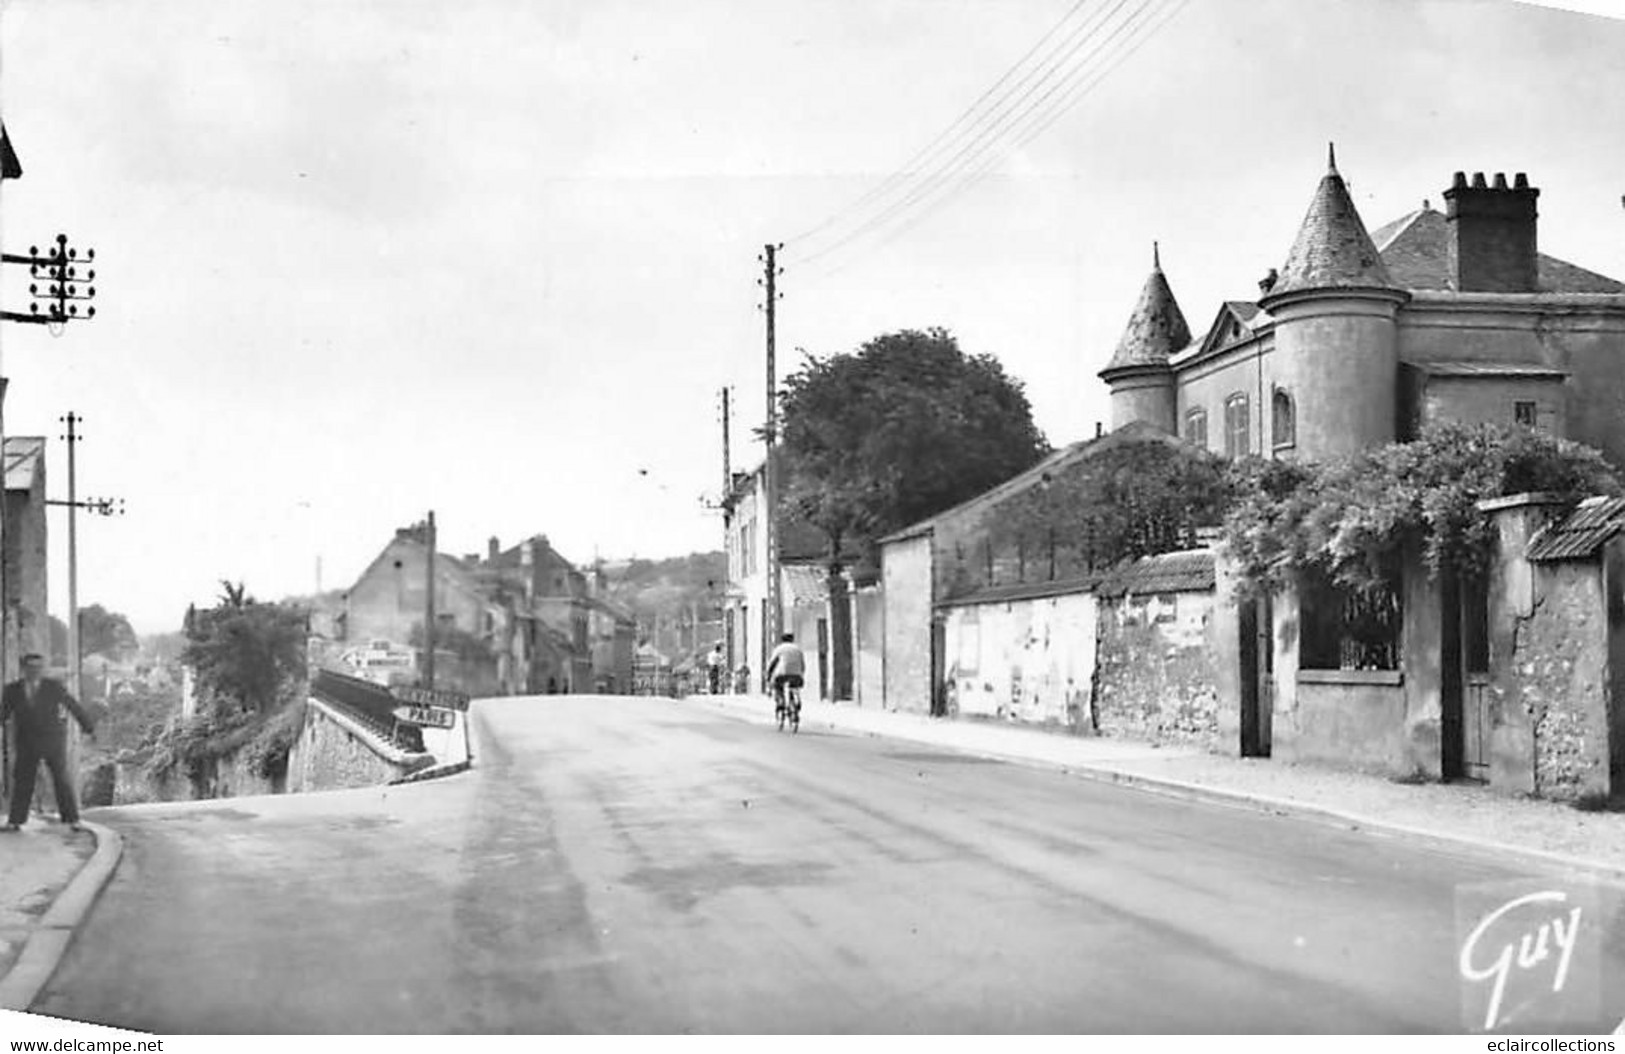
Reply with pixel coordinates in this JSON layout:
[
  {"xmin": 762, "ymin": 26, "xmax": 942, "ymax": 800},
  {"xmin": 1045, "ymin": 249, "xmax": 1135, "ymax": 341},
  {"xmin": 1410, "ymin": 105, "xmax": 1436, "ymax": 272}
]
[
  {"xmin": 64, "ymin": 413, "xmax": 81, "ymax": 706},
  {"xmin": 759, "ymin": 243, "xmax": 784, "ymax": 685},
  {"xmin": 423, "ymin": 510, "xmax": 436, "ymax": 689},
  {"xmin": 46, "ymin": 414, "xmax": 125, "ymax": 797}
]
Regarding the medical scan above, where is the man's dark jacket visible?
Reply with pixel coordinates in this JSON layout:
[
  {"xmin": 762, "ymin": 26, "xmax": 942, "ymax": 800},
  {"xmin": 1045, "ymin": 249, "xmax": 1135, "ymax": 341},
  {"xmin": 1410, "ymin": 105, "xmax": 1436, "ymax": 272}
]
[{"xmin": 0, "ymin": 677, "xmax": 95, "ymax": 745}]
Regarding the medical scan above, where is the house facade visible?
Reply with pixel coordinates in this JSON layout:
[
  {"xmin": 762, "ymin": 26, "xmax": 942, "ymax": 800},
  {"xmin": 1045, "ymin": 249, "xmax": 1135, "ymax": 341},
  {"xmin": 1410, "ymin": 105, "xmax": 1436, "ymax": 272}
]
[
  {"xmin": 1100, "ymin": 153, "xmax": 1625, "ymax": 786},
  {"xmin": 341, "ymin": 527, "xmax": 600, "ymax": 696},
  {"xmin": 721, "ymin": 456, "xmax": 831, "ymax": 696}
]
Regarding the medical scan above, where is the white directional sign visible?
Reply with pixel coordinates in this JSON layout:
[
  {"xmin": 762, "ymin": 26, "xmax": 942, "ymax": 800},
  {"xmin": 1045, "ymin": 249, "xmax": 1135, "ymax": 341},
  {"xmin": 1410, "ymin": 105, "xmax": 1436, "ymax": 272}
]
[
  {"xmin": 392, "ymin": 705, "xmax": 457, "ymax": 730},
  {"xmin": 392, "ymin": 685, "xmax": 471, "ymax": 712}
]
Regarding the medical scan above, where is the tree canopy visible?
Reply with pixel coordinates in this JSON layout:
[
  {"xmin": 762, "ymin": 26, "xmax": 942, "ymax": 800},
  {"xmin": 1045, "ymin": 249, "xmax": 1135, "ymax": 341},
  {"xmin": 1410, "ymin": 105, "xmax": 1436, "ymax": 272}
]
[
  {"xmin": 1223, "ymin": 422, "xmax": 1624, "ymax": 596},
  {"xmin": 181, "ymin": 582, "xmax": 309, "ymax": 716},
  {"xmin": 79, "ymin": 604, "xmax": 139, "ymax": 659},
  {"xmin": 779, "ymin": 327, "xmax": 1049, "ymax": 572}
]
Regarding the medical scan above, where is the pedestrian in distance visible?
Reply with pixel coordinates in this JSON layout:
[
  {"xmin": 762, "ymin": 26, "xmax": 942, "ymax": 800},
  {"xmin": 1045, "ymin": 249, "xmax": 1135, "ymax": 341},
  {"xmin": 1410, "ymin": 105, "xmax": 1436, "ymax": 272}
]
[
  {"xmin": 707, "ymin": 642, "xmax": 725, "ymax": 695},
  {"xmin": 1, "ymin": 653, "xmax": 97, "ymax": 832}
]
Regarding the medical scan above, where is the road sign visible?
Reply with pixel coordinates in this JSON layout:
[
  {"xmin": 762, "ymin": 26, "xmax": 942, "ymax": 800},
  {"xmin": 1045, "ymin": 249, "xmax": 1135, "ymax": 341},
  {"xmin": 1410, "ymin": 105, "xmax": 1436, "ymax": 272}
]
[
  {"xmin": 392, "ymin": 705, "xmax": 456, "ymax": 730},
  {"xmin": 392, "ymin": 685, "xmax": 471, "ymax": 712}
]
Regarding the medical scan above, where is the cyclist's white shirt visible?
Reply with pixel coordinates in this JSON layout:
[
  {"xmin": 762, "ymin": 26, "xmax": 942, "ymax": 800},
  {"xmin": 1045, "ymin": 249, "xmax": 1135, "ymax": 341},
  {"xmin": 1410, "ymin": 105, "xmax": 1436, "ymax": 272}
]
[{"xmin": 767, "ymin": 643, "xmax": 806, "ymax": 678}]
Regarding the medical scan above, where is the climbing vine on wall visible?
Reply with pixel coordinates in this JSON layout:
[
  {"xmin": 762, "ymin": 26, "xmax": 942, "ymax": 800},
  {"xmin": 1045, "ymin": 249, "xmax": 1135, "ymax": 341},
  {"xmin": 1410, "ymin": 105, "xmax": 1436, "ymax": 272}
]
[{"xmin": 1221, "ymin": 422, "xmax": 1622, "ymax": 598}]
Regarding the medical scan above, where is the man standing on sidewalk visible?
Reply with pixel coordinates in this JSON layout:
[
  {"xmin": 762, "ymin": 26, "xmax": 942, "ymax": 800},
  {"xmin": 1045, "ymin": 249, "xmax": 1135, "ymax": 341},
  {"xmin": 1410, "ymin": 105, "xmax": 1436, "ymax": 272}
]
[{"xmin": 0, "ymin": 653, "xmax": 97, "ymax": 832}]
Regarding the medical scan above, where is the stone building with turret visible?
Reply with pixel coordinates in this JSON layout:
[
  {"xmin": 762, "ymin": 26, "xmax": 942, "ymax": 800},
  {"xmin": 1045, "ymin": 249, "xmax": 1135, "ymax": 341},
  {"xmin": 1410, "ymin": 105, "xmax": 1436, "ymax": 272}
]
[{"xmin": 1099, "ymin": 149, "xmax": 1625, "ymax": 789}]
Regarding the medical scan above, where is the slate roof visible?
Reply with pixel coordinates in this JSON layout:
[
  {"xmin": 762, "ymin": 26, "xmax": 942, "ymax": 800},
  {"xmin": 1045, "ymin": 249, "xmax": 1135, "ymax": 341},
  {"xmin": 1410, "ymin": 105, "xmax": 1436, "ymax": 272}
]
[
  {"xmin": 1526, "ymin": 496, "xmax": 1625, "ymax": 562},
  {"xmin": 1270, "ymin": 151, "xmax": 1396, "ymax": 297},
  {"xmin": 1101, "ymin": 245, "xmax": 1191, "ymax": 374},
  {"xmin": 1094, "ymin": 549, "xmax": 1215, "ymax": 598},
  {"xmin": 783, "ymin": 564, "xmax": 829, "ymax": 607},
  {"xmin": 1372, "ymin": 204, "xmax": 1625, "ymax": 294}
]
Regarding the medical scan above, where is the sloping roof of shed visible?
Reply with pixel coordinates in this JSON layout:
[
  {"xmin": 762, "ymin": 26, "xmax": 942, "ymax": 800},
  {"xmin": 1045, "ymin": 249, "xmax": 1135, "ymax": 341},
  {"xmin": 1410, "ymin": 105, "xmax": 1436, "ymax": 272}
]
[{"xmin": 1526, "ymin": 496, "xmax": 1625, "ymax": 562}]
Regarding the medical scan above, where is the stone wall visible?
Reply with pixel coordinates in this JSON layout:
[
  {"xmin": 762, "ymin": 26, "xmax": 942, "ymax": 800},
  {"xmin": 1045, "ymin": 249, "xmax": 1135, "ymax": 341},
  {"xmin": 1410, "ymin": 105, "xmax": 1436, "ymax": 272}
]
[
  {"xmin": 1496, "ymin": 559, "xmax": 1612, "ymax": 801},
  {"xmin": 1093, "ymin": 589, "xmax": 1219, "ymax": 747},
  {"xmin": 287, "ymin": 698, "xmax": 433, "ymax": 792}
]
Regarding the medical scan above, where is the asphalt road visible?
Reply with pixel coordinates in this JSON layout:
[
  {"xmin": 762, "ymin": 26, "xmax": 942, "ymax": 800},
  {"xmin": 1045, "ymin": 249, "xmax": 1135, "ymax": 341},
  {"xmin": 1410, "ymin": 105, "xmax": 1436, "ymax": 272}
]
[{"xmin": 31, "ymin": 695, "xmax": 1625, "ymax": 1033}]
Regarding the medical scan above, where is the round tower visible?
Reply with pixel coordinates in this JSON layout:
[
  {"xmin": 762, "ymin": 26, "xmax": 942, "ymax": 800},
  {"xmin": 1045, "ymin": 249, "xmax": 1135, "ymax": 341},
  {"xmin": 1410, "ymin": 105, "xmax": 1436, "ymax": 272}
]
[
  {"xmin": 1258, "ymin": 146, "xmax": 1409, "ymax": 461},
  {"xmin": 1098, "ymin": 243, "xmax": 1189, "ymax": 434}
]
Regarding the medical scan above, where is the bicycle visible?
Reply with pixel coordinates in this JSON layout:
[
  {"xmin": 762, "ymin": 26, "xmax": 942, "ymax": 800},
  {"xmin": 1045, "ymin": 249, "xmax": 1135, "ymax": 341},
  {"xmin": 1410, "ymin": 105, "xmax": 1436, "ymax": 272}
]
[{"xmin": 774, "ymin": 681, "xmax": 801, "ymax": 733}]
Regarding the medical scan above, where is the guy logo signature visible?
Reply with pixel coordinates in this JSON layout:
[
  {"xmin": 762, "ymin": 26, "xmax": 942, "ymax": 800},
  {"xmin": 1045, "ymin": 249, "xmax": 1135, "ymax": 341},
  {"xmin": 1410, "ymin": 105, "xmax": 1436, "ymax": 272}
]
[{"xmin": 1458, "ymin": 889, "xmax": 1583, "ymax": 1032}]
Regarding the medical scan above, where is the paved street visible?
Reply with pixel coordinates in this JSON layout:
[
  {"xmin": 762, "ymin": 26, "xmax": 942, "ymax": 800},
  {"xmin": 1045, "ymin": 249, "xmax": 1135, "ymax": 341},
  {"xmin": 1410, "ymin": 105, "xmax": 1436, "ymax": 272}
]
[{"xmin": 30, "ymin": 695, "xmax": 1625, "ymax": 1033}]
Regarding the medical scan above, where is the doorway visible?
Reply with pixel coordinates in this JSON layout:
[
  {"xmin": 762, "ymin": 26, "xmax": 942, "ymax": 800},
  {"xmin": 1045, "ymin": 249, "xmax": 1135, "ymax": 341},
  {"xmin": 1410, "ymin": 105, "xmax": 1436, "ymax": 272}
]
[
  {"xmin": 1239, "ymin": 596, "xmax": 1273, "ymax": 757},
  {"xmin": 1442, "ymin": 572, "xmax": 1490, "ymax": 781}
]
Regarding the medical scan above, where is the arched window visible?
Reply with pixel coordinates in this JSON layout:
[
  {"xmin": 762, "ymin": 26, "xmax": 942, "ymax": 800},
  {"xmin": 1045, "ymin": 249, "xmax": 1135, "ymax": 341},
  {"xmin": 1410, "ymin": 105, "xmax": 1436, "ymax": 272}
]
[
  {"xmin": 1184, "ymin": 408, "xmax": 1208, "ymax": 448},
  {"xmin": 1272, "ymin": 388, "xmax": 1296, "ymax": 449},
  {"xmin": 1224, "ymin": 393, "xmax": 1250, "ymax": 457}
]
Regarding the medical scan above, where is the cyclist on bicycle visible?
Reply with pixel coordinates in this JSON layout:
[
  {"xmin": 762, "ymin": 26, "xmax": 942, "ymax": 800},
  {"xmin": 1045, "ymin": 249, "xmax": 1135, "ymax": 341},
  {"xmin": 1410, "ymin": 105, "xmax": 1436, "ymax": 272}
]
[{"xmin": 764, "ymin": 632, "xmax": 805, "ymax": 713}]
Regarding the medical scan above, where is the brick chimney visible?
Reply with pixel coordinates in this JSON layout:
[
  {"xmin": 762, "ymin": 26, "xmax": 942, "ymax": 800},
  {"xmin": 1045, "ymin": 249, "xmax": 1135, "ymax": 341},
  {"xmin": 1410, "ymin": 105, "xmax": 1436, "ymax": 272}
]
[
  {"xmin": 487, "ymin": 536, "xmax": 500, "ymax": 562},
  {"xmin": 1444, "ymin": 171, "xmax": 1539, "ymax": 293}
]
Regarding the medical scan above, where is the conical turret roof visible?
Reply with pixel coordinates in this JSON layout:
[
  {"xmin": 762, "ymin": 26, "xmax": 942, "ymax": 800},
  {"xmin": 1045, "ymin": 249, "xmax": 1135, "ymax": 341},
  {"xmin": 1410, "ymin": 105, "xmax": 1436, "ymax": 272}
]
[
  {"xmin": 1101, "ymin": 243, "xmax": 1191, "ymax": 376},
  {"xmin": 1270, "ymin": 145, "xmax": 1394, "ymax": 297}
]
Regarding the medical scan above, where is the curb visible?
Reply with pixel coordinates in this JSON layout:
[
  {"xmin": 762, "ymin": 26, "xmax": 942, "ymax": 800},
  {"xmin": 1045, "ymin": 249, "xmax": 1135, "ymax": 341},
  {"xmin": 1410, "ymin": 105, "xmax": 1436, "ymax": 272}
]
[
  {"xmin": 0, "ymin": 821, "xmax": 124, "ymax": 1012},
  {"xmin": 389, "ymin": 757, "xmax": 473, "ymax": 785},
  {"xmin": 690, "ymin": 694, "xmax": 1625, "ymax": 885}
]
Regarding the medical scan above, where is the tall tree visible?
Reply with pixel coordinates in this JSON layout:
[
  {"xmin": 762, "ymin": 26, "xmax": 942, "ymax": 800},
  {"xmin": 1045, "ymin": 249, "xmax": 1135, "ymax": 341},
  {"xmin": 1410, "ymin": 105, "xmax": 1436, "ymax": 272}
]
[
  {"xmin": 181, "ymin": 582, "xmax": 308, "ymax": 716},
  {"xmin": 779, "ymin": 327, "xmax": 1049, "ymax": 698},
  {"xmin": 78, "ymin": 604, "xmax": 139, "ymax": 659}
]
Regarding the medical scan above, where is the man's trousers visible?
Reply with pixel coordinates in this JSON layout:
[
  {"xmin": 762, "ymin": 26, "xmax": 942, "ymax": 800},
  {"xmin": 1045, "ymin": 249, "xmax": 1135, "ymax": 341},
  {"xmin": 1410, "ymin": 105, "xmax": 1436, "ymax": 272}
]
[{"xmin": 7, "ymin": 732, "xmax": 77, "ymax": 826}]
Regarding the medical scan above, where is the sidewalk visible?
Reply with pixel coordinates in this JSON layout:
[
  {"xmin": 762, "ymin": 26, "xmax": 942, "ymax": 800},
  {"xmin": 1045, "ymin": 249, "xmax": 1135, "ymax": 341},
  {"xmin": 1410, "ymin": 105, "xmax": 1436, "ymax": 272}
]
[
  {"xmin": 0, "ymin": 820, "xmax": 120, "ymax": 1012},
  {"xmin": 695, "ymin": 692, "xmax": 1625, "ymax": 880}
]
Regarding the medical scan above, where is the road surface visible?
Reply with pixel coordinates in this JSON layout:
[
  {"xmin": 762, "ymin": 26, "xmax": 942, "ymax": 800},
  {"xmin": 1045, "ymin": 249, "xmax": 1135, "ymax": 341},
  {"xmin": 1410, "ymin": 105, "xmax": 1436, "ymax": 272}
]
[{"xmin": 31, "ymin": 695, "xmax": 1625, "ymax": 1033}]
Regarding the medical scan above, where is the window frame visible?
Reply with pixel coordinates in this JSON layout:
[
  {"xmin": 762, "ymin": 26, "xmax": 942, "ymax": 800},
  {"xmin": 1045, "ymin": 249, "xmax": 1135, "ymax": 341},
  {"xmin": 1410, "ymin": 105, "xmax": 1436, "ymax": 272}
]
[
  {"xmin": 1223, "ymin": 393, "xmax": 1250, "ymax": 457},
  {"xmin": 1184, "ymin": 407, "xmax": 1208, "ymax": 448},
  {"xmin": 1272, "ymin": 387, "xmax": 1296, "ymax": 450}
]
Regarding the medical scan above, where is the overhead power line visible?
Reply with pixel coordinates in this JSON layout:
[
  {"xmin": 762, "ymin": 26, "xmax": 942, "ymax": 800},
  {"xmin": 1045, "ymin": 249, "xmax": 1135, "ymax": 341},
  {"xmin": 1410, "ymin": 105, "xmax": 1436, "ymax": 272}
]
[
  {"xmin": 791, "ymin": 0, "xmax": 1143, "ymax": 266},
  {"xmin": 785, "ymin": 0, "xmax": 1094, "ymax": 248},
  {"xmin": 788, "ymin": 0, "xmax": 1188, "ymax": 280}
]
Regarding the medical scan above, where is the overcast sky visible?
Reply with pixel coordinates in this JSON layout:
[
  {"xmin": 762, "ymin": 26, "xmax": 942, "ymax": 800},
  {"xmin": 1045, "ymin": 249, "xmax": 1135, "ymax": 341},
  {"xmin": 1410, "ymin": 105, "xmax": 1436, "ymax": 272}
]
[{"xmin": 2, "ymin": 0, "xmax": 1623, "ymax": 634}]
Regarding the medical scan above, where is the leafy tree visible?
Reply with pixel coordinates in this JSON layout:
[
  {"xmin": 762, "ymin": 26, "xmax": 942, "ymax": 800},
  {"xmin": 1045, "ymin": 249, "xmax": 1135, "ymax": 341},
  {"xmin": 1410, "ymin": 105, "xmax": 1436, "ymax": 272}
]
[
  {"xmin": 779, "ymin": 328, "xmax": 1049, "ymax": 697},
  {"xmin": 79, "ymin": 604, "xmax": 139, "ymax": 659},
  {"xmin": 988, "ymin": 437, "xmax": 1231, "ymax": 586},
  {"xmin": 181, "ymin": 581, "xmax": 309, "ymax": 716},
  {"xmin": 1223, "ymin": 423, "xmax": 1624, "ymax": 597}
]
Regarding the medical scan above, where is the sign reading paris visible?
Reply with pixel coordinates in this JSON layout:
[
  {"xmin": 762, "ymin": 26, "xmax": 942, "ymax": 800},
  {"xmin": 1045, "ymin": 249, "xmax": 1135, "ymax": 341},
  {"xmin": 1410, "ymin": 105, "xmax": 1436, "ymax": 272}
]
[
  {"xmin": 392, "ymin": 705, "xmax": 456, "ymax": 730},
  {"xmin": 392, "ymin": 685, "xmax": 471, "ymax": 712}
]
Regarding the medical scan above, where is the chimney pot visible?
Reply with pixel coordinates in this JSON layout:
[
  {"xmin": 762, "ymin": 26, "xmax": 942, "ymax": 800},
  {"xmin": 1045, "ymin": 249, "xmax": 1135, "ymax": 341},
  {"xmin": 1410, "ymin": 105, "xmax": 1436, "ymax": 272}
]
[
  {"xmin": 488, "ymin": 536, "xmax": 500, "ymax": 561},
  {"xmin": 1493, "ymin": 172, "xmax": 1508, "ymax": 190},
  {"xmin": 1472, "ymin": 172, "xmax": 1487, "ymax": 188},
  {"xmin": 1515, "ymin": 172, "xmax": 1529, "ymax": 189},
  {"xmin": 1452, "ymin": 171, "xmax": 1467, "ymax": 189}
]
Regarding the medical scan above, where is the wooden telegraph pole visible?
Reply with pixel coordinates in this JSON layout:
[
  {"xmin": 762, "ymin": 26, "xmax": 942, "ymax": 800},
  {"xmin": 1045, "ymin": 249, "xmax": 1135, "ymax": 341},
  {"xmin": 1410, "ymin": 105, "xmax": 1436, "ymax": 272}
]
[{"xmin": 760, "ymin": 243, "xmax": 783, "ymax": 689}]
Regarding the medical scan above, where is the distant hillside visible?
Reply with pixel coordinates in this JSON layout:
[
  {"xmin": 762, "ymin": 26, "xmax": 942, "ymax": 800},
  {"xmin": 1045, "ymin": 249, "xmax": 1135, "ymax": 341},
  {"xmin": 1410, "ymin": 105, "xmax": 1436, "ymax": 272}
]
[{"xmin": 601, "ymin": 552, "xmax": 726, "ymax": 661}]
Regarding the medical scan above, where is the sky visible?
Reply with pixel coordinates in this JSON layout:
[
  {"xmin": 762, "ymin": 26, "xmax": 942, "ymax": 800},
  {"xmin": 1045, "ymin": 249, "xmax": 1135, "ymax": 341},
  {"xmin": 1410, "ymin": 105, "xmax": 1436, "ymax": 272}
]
[{"xmin": 1, "ymin": 0, "xmax": 1623, "ymax": 634}]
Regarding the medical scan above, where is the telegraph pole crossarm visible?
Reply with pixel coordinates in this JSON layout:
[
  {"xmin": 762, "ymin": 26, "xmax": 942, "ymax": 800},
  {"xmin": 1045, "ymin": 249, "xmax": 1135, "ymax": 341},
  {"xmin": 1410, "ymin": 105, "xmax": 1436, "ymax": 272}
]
[{"xmin": 0, "ymin": 234, "xmax": 97, "ymax": 325}]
